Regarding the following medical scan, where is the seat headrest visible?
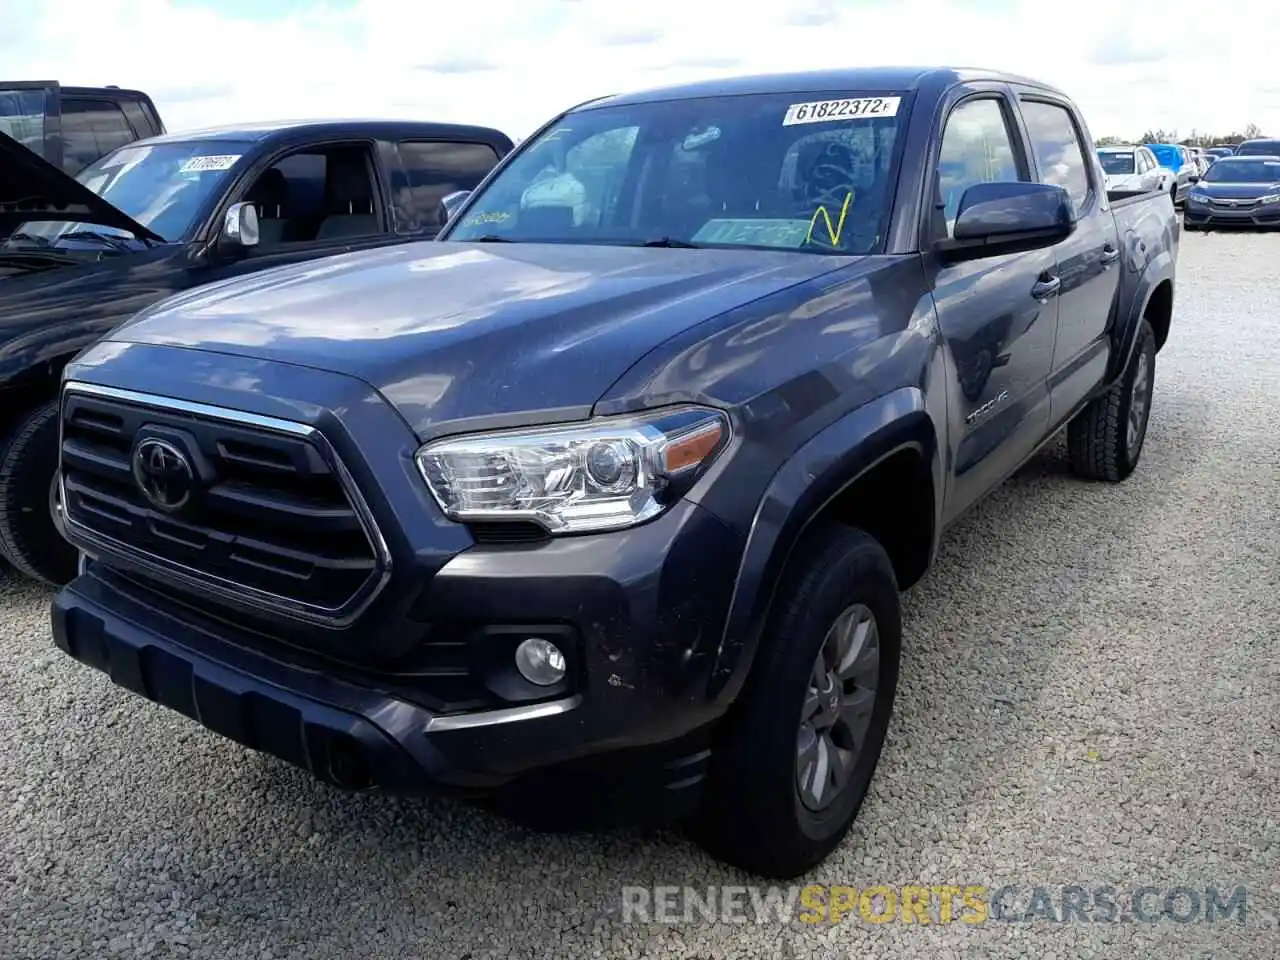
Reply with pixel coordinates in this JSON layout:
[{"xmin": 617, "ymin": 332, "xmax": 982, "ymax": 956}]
[
  {"xmin": 325, "ymin": 158, "xmax": 373, "ymax": 211},
  {"xmin": 246, "ymin": 168, "xmax": 289, "ymax": 217}
]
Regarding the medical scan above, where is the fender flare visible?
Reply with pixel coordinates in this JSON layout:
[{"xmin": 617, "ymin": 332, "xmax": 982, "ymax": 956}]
[
  {"xmin": 705, "ymin": 386, "xmax": 940, "ymax": 705},
  {"xmin": 1106, "ymin": 252, "xmax": 1175, "ymax": 385}
]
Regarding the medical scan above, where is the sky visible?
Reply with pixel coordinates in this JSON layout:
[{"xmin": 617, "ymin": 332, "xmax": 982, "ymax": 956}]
[{"xmin": 3, "ymin": 0, "xmax": 1278, "ymax": 143}]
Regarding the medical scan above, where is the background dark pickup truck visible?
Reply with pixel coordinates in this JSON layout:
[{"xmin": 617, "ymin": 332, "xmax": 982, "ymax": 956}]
[
  {"xmin": 0, "ymin": 119, "xmax": 513, "ymax": 583},
  {"xmin": 0, "ymin": 80, "xmax": 165, "ymax": 182},
  {"xmin": 51, "ymin": 66, "xmax": 1177, "ymax": 879}
]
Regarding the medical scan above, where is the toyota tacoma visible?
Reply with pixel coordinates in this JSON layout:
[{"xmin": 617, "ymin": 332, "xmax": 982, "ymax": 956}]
[{"xmin": 50, "ymin": 67, "xmax": 1178, "ymax": 879}]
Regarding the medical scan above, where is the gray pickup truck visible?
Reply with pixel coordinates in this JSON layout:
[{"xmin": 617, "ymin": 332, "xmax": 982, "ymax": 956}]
[
  {"xmin": 51, "ymin": 66, "xmax": 1178, "ymax": 878},
  {"xmin": 0, "ymin": 80, "xmax": 164, "ymax": 183}
]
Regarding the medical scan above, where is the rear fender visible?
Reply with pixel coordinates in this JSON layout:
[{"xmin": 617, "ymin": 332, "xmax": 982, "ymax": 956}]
[{"xmin": 706, "ymin": 386, "xmax": 940, "ymax": 705}]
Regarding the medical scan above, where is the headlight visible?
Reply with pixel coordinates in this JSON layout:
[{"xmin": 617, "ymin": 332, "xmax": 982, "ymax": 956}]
[
  {"xmin": 1258, "ymin": 193, "xmax": 1280, "ymax": 204},
  {"xmin": 415, "ymin": 405, "xmax": 730, "ymax": 533},
  {"xmin": 1188, "ymin": 191, "xmax": 1210, "ymax": 204}
]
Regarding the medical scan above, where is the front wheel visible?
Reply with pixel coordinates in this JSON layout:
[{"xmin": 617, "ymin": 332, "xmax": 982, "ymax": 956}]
[
  {"xmin": 689, "ymin": 524, "xmax": 901, "ymax": 879},
  {"xmin": 0, "ymin": 400, "xmax": 79, "ymax": 585}
]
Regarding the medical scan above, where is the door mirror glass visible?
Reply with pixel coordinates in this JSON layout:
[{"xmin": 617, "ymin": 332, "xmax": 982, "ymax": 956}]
[
  {"xmin": 219, "ymin": 201, "xmax": 259, "ymax": 250},
  {"xmin": 440, "ymin": 189, "xmax": 472, "ymax": 223},
  {"xmin": 939, "ymin": 181, "xmax": 1074, "ymax": 261}
]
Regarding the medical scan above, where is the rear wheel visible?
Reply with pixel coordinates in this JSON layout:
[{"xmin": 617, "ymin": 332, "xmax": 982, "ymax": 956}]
[
  {"xmin": 689, "ymin": 524, "xmax": 901, "ymax": 878},
  {"xmin": 0, "ymin": 400, "xmax": 78, "ymax": 585},
  {"xmin": 1068, "ymin": 318, "xmax": 1157, "ymax": 482}
]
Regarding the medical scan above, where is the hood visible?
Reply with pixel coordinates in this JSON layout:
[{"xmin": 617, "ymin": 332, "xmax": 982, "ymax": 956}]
[
  {"xmin": 0, "ymin": 130, "xmax": 164, "ymax": 242},
  {"xmin": 1193, "ymin": 181, "xmax": 1280, "ymax": 200},
  {"xmin": 108, "ymin": 241, "xmax": 853, "ymax": 433}
]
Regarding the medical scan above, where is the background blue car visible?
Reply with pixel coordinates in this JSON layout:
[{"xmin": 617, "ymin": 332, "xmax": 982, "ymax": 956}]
[{"xmin": 1145, "ymin": 143, "xmax": 1197, "ymax": 205}]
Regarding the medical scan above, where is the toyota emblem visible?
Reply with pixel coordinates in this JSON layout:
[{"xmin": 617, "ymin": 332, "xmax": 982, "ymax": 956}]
[{"xmin": 132, "ymin": 438, "xmax": 194, "ymax": 512}]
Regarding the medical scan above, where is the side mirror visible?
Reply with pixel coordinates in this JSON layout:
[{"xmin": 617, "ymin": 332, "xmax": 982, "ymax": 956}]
[
  {"xmin": 219, "ymin": 201, "xmax": 260, "ymax": 252},
  {"xmin": 440, "ymin": 190, "xmax": 472, "ymax": 223},
  {"xmin": 938, "ymin": 181, "xmax": 1074, "ymax": 262},
  {"xmin": 1188, "ymin": 175, "xmax": 1200, "ymax": 183}
]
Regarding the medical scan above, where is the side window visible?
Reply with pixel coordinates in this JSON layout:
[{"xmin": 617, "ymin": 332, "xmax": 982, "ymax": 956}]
[
  {"xmin": 61, "ymin": 99, "xmax": 135, "ymax": 175},
  {"xmin": 936, "ymin": 97, "xmax": 1025, "ymax": 235},
  {"xmin": 242, "ymin": 144, "xmax": 380, "ymax": 247},
  {"xmin": 395, "ymin": 140, "xmax": 500, "ymax": 231},
  {"xmin": 1018, "ymin": 99, "xmax": 1091, "ymax": 213}
]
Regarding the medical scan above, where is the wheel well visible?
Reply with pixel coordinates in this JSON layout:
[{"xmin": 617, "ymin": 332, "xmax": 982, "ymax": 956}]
[
  {"xmin": 816, "ymin": 448, "xmax": 934, "ymax": 590},
  {"xmin": 1144, "ymin": 279, "xmax": 1173, "ymax": 352},
  {"xmin": 0, "ymin": 368, "xmax": 63, "ymax": 436}
]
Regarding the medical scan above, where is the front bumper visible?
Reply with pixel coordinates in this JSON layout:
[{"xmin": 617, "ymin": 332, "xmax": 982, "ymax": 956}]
[
  {"xmin": 1183, "ymin": 201, "xmax": 1280, "ymax": 227},
  {"xmin": 53, "ymin": 493, "xmax": 743, "ymax": 805}
]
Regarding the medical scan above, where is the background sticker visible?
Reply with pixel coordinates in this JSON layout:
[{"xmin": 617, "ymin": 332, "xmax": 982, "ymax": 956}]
[
  {"xmin": 693, "ymin": 219, "xmax": 811, "ymax": 247},
  {"xmin": 179, "ymin": 154, "xmax": 241, "ymax": 173},
  {"xmin": 783, "ymin": 97, "xmax": 901, "ymax": 126}
]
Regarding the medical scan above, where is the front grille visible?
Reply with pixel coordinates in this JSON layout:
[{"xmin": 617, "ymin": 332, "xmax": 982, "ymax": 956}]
[{"xmin": 60, "ymin": 384, "xmax": 388, "ymax": 626}]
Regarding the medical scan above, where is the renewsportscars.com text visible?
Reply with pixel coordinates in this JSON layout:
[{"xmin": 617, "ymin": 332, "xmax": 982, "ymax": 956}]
[{"xmin": 621, "ymin": 883, "xmax": 1249, "ymax": 926}]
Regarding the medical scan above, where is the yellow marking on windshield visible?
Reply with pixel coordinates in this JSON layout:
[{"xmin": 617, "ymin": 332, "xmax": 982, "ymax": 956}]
[{"xmin": 805, "ymin": 192, "xmax": 853, "ymax": 247}]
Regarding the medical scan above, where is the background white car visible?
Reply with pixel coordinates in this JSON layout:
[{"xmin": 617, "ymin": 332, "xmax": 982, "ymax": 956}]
[{"xmin": 1097, "ymin": 145, "xmax": 1167, "ymax": 194}]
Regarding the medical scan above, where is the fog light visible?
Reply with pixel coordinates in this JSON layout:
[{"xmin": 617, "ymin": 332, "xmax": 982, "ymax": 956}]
[{"xmin": 514, "ymin": 637, "xmax": 566, "ymax": 686}]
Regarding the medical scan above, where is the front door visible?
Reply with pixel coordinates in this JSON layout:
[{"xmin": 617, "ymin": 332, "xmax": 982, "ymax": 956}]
[
  {"xmin": 928, "ymin": 93, "xmax": 1060, "ymax": 523},
  {"xmin": 197, "ymin": 141, "xmax": 405, "ymax": 287}
]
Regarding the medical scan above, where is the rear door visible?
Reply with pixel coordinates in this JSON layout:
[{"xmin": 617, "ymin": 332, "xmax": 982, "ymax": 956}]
[
  {"xmin": 926, "ymin": 86, "xmax": 1060, "ymax": 522},
  {"xmin": 0, "ymin": 81, "xmax": 62, "ymax": 170},
  {"xmin": 1013, "ymin": 94, "xmax": 1122, "ymax": 424}
]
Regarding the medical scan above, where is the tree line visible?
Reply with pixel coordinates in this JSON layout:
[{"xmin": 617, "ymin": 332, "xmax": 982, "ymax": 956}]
[{"xmin": 1096, "ymin": 124, "xmax": 1264, "ymax": 147}]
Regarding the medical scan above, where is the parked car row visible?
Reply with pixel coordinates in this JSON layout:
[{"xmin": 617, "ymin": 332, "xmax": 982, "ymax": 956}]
[
  {"xmin": 7, "ymin": 66, "xmax": 1178, "ymax": 879},
  {"xmin": 1094, "ymin": 135, "xmax": 1280, "ymax": 228}
]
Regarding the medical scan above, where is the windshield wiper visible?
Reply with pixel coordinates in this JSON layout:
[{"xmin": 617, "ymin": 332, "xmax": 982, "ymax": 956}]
[
  {"xmin": 471, "ymin": 234, "xmax": 514, "ymax": 243},
  {"xmin": 639, "ymin": 237, "xmax": 703, "ymax": 249},
  {"xmin": 5, "ymin": 232, "xmax": 52, "ymax": 248},
  {"xmin": 59, "ymin": 230, "xmax": 137, "ymax": 252}
]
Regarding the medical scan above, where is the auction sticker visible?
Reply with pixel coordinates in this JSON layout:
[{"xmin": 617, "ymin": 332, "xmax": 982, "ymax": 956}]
[
  {"xmin": 782, "ymin": 97, "xmax": 900, "ymax": 126},
  {"xmin": 179, "ymin": 154, "xmax": 241, "ymax": 173}
]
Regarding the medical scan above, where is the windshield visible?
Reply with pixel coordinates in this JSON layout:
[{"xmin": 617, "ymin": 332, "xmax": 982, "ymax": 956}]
[
  {"xmin": 444, "ymin": 91, "xmax": 906, "ymax": 254},
  {"xmin": 25, "ymin": 139, "xmax": 255, "ymax": 244},
  {"xmin": 1202, "ymin": 158, "xmax": 1280, "ymax": 183},
  {"xmin": 1235, "ymin": 140, "xmax": 1280, "ymax": 157},
  {"xmin": 1098, "ymin": 152, "xmax": 1135, "ymax": 175}
]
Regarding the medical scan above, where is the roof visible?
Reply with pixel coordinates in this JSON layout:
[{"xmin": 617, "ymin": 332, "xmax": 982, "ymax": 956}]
[
  {"xmin": 136, "ymin": 118, "xmax": 508, "ymax": 146},
  {"xmin": 61, "ymin": 85, "xmax": 152, "ymax": 100},
  {"xmin": 1098, "ymin": 144, "xmax": 1143, "ymax": 151},
  {"xmin": 580, "ymin": 66, "xmax": 1065, "ymax": 110}
]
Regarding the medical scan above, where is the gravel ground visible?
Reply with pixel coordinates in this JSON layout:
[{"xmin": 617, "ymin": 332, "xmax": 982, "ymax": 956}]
[{"xmin": 2, "ymin": 230, "xmax": 1278, "ymax": 960}]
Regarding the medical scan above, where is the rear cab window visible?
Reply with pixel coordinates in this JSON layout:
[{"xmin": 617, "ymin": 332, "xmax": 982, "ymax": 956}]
[
  {"xmin": 443, "ymin": 91, "xmax": 908, "ymax": 254},
  {"xmin": 1018, "ymin": 98, "xmax": 1092, "ymax": 214},
  {"xmin": 61, "ymin": 98, "xmax": 136, "ymax": 175},
  {"xmin": 393, "ymin": 140, "xmax": 501, "ymax": 233}
]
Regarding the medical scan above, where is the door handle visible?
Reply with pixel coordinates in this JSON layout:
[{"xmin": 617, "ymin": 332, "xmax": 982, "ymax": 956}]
[
  {"xmin": 1031, "ymin": 276, "xmax": 1061, "ymax": 301},
  {"xmin": 1101, "ymin": 245, "xmax": 1121, "ymax": 265}
]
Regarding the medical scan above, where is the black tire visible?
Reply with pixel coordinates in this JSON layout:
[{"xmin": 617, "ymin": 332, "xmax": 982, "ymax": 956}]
[
  {"xmin": 689, "ymin": 524, "xmax": 901, "ymax": 879},
  {"xmin": 0, "ymin": 399, "xmax": 78, "ymax": 585},
  {"xmin": 1067, "ymin": 318, "xmax": 1157, "ymax": 483}
]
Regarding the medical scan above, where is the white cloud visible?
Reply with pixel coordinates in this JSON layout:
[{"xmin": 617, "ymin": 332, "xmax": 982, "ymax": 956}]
[{"xmin": 6, "ymin": 0, "xmax": 1278, "ymax": 141}]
